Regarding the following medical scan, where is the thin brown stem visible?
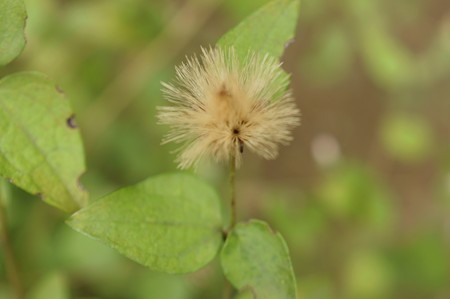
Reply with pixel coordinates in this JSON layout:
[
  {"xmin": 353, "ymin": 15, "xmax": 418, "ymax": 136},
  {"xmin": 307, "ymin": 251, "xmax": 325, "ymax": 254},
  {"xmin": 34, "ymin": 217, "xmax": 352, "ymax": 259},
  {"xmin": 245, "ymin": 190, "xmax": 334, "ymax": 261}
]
[{"xmin": 0, "ymin": 182, "xmax": 24, "ymax": 299}]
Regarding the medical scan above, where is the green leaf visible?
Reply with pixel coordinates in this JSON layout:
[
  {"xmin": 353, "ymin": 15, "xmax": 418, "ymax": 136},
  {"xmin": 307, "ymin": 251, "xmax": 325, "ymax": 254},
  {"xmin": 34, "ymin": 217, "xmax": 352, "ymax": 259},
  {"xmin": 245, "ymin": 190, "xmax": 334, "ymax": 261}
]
[
  {"xmin": 343, "ymin": 250, "xmax": 394, "ymax": 299},
  {"xmin": 67, "ymin": 172, "xmax": 224, "ymax": 274},
  {"xmin": 390, "ymin": 233, "xmax": 450, "ymax": 291},
  {"xmin": 0, "ymin": 0, "xmax": 27, "ymax": 66},
  {"xmin": 317, "ymin": 163, "xmax": 394, "ymax": 230},
  {"xmin": 221, "ymin": 220, "xmax": 297, "ymax": 299},
  {"xmin": 359, "ymin": 26, "xmax": 415, "ymax": 89},
  {"xmin": 379, "ymin": 113, "xmax": 433, "ymax": 163},
  {"xmin": 300, "ymin": 25, "xmax": 352, "ymax": 86},
  {"xmin": 217, "ymin": 0, "xmax": 300, "ymax": 60},
  {"xmin": 0, "ymin": 72, "xmax": 88, "ymax": 212}
]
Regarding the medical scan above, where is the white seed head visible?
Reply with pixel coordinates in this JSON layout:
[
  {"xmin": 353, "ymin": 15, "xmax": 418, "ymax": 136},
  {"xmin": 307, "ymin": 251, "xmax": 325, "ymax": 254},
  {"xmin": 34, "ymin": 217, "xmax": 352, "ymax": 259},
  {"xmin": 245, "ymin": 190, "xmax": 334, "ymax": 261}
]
[{"xmin": 157, "ymin": 47, "xmax": 300, "ymax": 169}]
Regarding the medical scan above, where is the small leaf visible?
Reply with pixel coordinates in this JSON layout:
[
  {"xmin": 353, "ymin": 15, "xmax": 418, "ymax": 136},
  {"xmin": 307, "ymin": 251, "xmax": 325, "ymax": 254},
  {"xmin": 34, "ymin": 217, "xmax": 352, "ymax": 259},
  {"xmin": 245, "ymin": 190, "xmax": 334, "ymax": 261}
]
[
  {"xmin": 217, "ymin": 0, "xmax": 300, "ymax": 60},
  {"xmin": 67, "ymin": 172, "xmax": 224, "ymax": 274},
  {"xmin": 0, "ymin": 72, "xmax": 88, "ymax": 212},
  {"xmin": 0, "ymin": 0, "xmax": 27, "ymax": 66},
  {"xmin": 221, "ymin": 220, "xmax": 297, "ymax": 299}
]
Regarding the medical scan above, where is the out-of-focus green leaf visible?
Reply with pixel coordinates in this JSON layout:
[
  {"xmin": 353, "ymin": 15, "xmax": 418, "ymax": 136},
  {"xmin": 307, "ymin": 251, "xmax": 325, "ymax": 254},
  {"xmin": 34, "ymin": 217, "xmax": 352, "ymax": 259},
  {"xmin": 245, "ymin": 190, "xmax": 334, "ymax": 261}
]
[
  {"xmin": 343, "ymin": 250, "xmax": 394, "ymax": 299},
  {"xmin": 379, "ymin": 113, "xmax": 433, "ymax": 163},
  {"xmin": 300, "ymin": 0, "xmax": 325, "ymax": 21},
  {"xmin": 0, "ymin": 285, "xmax": 10, "ymax": 299},
  {"xmin": 67, "ymin": 173, "xmax": 223, "ymax": 274},
  {"xmin": 345, "ymin": 0, "xmax": 380, "ymax": 21},
  {"xmin": 0, "ymin": 72, "xmax": 88, "ymax": 213},
  {"xmin": 28, "ymin": 273, "xmax": 69, "ymax": 299},
  {"xmin": 217, "ymin": 0, "xmax": 300, "ymax": 60},
  {"xmin": 64, "ymin": 1, "xmax": 163, "ymax": 47},
  {"xmin": 224, "ymin": 0, "xmax": 271, "ymax": 19},
  {"xmin": 359, "ymin": 26, "xmax": 415, "ymax": 89},
  {"xmin": 221, "ymin": 220, "xmax": 297, "ymax": 299},
  {"xmin": 0, "ymin": 0, "xmax": 27, "ymax": 66},
  {"xmin": 390, "ymin": 233, "xmax": 450, "ymax": 292},
  {"xmin": 53, "ymin": 225, "xmax": 125, "ymax": 279},
  {"xmin": 263, "ymin": 191, "xmax": 326, "ymax": 256},
  {"xmin": 134, "ymin": 273, "xmax": 193, "ymax": 299},
  {"xmin": 234, "ymin": 289, "xmax": 255, "ymax": 299},
  {"xmin": 297, "ymin": 275, "xmax": 334, "ymax": 299},
  {"xmin": 300, "ymin": 25, "xmax": 351, "ymax": 86},
  {"xmin": 317, "ymin": 163, "xmax": 394, "ymax": 229}
]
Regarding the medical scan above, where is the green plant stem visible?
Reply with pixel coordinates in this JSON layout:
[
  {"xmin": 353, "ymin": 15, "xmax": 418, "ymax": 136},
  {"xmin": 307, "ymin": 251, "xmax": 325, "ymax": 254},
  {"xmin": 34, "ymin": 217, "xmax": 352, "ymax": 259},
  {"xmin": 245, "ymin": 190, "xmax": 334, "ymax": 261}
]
[
  {"xmin": 223, "ymin": 154, "xmax": 237, "ymax": 299},
  {"xmin": 229, "ymin": 154, "xmax": 237, "ymax": 229},
  {"xmin": 0, "ymin": 183, "xmax": 24, "ymax": 299}
]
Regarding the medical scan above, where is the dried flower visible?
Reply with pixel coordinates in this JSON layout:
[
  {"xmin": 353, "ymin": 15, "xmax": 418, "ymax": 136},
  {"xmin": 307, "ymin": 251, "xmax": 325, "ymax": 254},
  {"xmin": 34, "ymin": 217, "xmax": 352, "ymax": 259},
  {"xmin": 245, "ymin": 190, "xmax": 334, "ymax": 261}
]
[{"xmin": 157, "ymin": 47, "xmax": 300, "ymax": 169}]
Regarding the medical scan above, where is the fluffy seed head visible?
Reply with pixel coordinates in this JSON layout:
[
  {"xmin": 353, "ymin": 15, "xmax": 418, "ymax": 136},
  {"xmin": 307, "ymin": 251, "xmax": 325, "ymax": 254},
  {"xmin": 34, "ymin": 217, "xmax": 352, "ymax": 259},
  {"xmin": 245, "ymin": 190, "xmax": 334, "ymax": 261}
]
[{"xmin": 157, "ymin": 47, "xmax": 300, "ymax": 169}]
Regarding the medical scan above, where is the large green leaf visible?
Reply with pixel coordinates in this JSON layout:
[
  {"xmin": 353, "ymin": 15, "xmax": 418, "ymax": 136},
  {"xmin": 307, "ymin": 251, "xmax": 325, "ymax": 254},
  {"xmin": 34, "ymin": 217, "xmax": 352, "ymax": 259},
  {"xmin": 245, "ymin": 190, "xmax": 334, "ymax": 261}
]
[
  {"xmin": 0, "ymin": 0, "xmax": 27, "ymax": 66},
  {"xmin": 217, "ymin": 0, "xmax": 300, "ymax": 60},
  {"xmin": 221, "ymin": 220, "xmax": 297, "ymax": 299},
  {"xmin": 67, "ymin": 173, "xmax": 224, "ymax": 274},
  {"xmin": 0, "ymin": 72, "xmax": 88, "ymax": 212}
]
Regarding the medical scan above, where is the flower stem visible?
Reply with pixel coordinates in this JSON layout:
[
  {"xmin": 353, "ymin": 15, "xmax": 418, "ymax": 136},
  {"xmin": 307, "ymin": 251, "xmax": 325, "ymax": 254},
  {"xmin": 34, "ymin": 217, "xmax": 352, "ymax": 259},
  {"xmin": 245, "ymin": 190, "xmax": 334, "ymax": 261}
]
[
  {"xmin": 0, "ymin": 182, "xmax": 24, "ymax": 299},
  {"xmin": 228, "ymin": 154, "xmax": 237, "ymax": 229},
  {"xmin": 223, "ymin": 154, "xmax": 237, "ymax": 299}
]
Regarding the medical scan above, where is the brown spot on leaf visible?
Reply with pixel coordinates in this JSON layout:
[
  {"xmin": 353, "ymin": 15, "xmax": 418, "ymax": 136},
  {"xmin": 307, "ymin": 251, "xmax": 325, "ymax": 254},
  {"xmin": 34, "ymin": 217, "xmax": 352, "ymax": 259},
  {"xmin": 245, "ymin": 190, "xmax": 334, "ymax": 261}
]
[
  {"xmin": 55, "ymin": 85, "xmax": 65, "ymax": 94},
  {"xmin": 66, "ymin": 114, "xmax": 78, "ymax": 129}
]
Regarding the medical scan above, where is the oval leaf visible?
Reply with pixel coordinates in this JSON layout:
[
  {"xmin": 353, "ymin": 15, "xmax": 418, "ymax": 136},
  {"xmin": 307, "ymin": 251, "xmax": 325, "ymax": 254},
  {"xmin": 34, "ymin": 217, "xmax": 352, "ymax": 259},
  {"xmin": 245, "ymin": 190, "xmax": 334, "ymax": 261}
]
[
  {"xmin": 217, "ymin": 0, "xmax": 300, "ymax": 60},
  {"xmin": 221, "ymin": 220, "xmax": 297, "ymax": 299},
  {"xmin": 67, "ymin": 173, "xmax": 224, "ymax": 274},
  {"xmin": 0, "ymin": 0, "xmax": 27, "ymax": 66},
  {"xmin": 0, "ymin": 72, "xmax": 88, "ymax": 212}
]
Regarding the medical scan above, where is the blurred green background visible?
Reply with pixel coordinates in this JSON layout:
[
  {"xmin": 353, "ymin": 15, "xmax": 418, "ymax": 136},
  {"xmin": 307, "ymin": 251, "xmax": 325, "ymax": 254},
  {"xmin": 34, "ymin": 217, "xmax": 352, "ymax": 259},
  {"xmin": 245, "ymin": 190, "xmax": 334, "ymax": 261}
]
[{"xmin": 1, "ymin": 0, "xmax": 450, "ymax": 298}]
